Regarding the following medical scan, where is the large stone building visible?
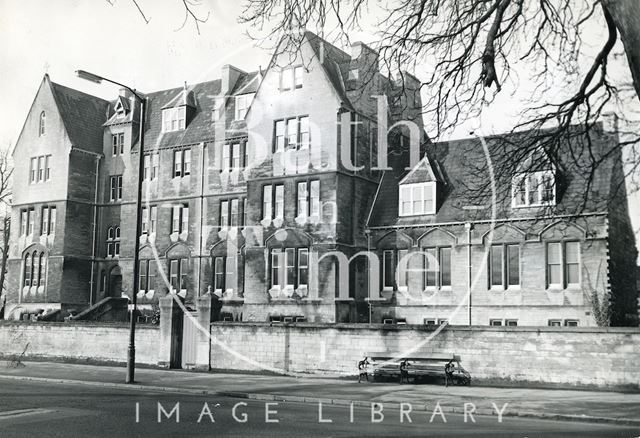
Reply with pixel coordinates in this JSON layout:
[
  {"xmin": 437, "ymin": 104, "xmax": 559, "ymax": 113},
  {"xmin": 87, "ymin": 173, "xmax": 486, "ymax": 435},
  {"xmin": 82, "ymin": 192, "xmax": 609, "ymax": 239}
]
[{"xmin": 5, "ymin": 32, "xmax": 638, "ymax": 326}]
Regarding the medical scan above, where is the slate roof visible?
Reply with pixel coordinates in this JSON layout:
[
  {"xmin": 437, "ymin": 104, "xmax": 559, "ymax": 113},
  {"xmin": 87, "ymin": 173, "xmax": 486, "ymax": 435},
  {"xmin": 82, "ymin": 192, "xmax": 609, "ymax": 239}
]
[
  {"xmin": 49, "ymin": 79, "xmax": 110, "ymax": 153},
  {"xmin": 133, "ymin": 79, "xmax": 222, "ymax": 151},
  {"xmin": 367, "ymin": 125, "xmax": 620, "ymax": 227}
]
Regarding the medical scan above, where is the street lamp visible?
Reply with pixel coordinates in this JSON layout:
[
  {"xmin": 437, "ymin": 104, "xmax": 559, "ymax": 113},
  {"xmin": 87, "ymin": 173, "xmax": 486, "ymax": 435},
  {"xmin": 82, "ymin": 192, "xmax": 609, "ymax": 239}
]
[{"xmin": 76, "ymin": 69, "xmax": 146, "ymax": 384}]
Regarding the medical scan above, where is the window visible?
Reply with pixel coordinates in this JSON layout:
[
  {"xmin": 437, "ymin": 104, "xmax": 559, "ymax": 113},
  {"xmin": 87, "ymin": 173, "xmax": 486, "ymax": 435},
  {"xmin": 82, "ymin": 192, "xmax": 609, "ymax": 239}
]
[
  {"xmin": 106, "ymin": 226, "xmax": 120, "ymax": 258},
  {"xmin": 29, "ymin": 155, "xmax": 51, "ymax": 183},
  {"xmin": 162, "ymin": 106, "xmax": 186, "ymax": 132},
  {"xmin": 505, "ymin": 319, "xmax": 518, "ymax": 326},
  {"xmin": 39, "ymin": 111, "xmax": 46, "ymax": 136},
  {"xmin": 548, "ymin": 319, "xmax": 562, "ymax": 327},
  {"xmin": 232, "ymin": 143, "xmax": 241, "ymax": 170},
  {"xmin": 23, "ymin": 253, "xmax": 32, "ymax": 287},
  {"xmin": 348, "ymin": 69, "xmax": 359, "ymax": 81},
  {"xmin": 234, "ymin": 94, "xmax": 254, "ymax": 120},
  {"xmin": 141, "ymin": 205, "xmax": 158, "ymax": 234},
  {"xmin": 298, "ymin": 249, "xmax": 309, "ymax": 287},
  {"xmin": 222, "ymin": 144, "xmax": 230, "ymax": 171},
  {"xmin": 23, "ymin": 251, "xmax": 46, "ymax": 288},
  {"xmin": 30, "ymin": 158, "xmax": 36, "ymax": 183},
  {"xmin": 20, "ymin": 209, "xmax": 34, "ymax": 235},
  {"xmin": 275, "ymin": 120, "xmax": 285, "ymax": 153},
  {"xmin": 173, "ymin": 149, "xmax": 191, "ymax": 177},
  {"xmin": 270, "ymin": 247, "xmax": 309, "ymax": 289},
  {"xmin": 565, "ymin": 241, "xmax": 580, "ymax": 285},
  {"xmin": 274, "ymin": 185, "xmax": 284, "ymax": 219},
  {"xmin": 150, "ymin": 206, "xmax": 157, "ymax": 234},
  {"xmin": 171, "ymin": 204, "xmax": 189, "ymax": 234},
  {"xmin": 294, "ymin": 66, "xmax": 303, "ymax": 88},
  {"xmin": 383, "ymin": 250, "xmax": 395, "ymax": 289},
  {"xmin": 112, "ymin": 133, "xmax": 125, "ymax": 156},
  {"xmin": 213, "ymin": 257, "xmax": 225, "ymax": 291},
  {"xmin": 220, "ymin": 200, "xmax": 229, "ymax": 227},
  {"xmin": 489, "ymin": 244, "xmax": 520, "ymax": 289},
  {"xmin": 424, "ymin": 319, "xmax": 437, "ymax": 326},
  {"xmin": 27, "ymin": 208, "xmax": 35, "ymax": 235},
  {"xmin": 143, "ymin": 154, "xmax": 159, "ymax": 180},
  {"xmin": 280, "ymin": 66, "xmax": 303, "ymax": 91},
  {"xmin": 512, "ymin": 170, "xmax": 556, "ymax": 207},
  {"xmin": 169, "ymin": 259, "xmax": 188, "ymax": 293},
  {"xmin": 230, "ymin": 199, "xmax": 239, "ymax": 227},
  {"xmin": 262, "ymin": 185, "xmax": 272, "ymax": 220},
  {"xmin": 243, "ymin": 198, "xmax": 248, "ymax": 226},
  {"xmin": 296, "ymin": 180, "xmax": 320, "ymax": 219},
  {"xmin": 547, "ymin": 242, "xmax": 580, "ymax": 288},
  {"xmin": 41, "ymin": 206, "xmax": 56, "ymax": 235},
  {"xmin": 138, "ymin": 260, "xmax": 157, "ymax": 294},
  {"xmin": 399, "ymin": 183, "xmax": 436, "ymax": 216},
  {"xmin": 297, "ymin": 182, "xmax": 308, "ymax": 219},
  {"xmin": 564, "ymin": 319, "xmax": 579, "ymax": 327},
  {"xmin": 490, "ymin": 319, "xmax": 503, "ymax": 326},
  {"xmin": 273, "ymin": 116, "xmax": 310, "ymax": 152},
  {"xmin": 287, "ymin": 119, "xmax": 297, "ymax": 149},
  {"xmin": 110, "ymin": 175, "xmax": 123, "ymax": 201},
  {"xmin": 423, "ymin": 247, "xmax": 451, "ymax": 289}
]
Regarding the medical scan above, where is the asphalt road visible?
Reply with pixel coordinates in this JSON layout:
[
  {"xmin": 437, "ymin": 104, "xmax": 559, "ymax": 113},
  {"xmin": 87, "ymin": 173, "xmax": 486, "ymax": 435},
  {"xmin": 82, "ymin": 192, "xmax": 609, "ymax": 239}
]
[{"xmin": 0, "ymin": 379, "xmax": 638, "ymax": 437}]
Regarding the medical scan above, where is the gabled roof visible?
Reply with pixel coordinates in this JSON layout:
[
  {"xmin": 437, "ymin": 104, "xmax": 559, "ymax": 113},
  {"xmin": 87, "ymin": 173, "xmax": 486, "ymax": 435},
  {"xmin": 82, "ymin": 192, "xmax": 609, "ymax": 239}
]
[
  {"xmin": 304, "ymin": 31, "xmax": 354, "ymax": 110},
  {"xmin": 49, "ymin": 78, "xmax": 110, "ymax": 153},
  {"xmin": 398, "ymin": 155, "xmax": 439, "ymax": 185}
]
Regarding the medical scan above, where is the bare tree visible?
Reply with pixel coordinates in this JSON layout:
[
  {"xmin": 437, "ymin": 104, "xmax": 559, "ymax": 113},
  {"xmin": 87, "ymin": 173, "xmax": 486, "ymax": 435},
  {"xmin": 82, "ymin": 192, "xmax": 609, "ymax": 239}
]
[{"xmin": 0, "ymin": 148, "xmax": 11, "ymax": 319}]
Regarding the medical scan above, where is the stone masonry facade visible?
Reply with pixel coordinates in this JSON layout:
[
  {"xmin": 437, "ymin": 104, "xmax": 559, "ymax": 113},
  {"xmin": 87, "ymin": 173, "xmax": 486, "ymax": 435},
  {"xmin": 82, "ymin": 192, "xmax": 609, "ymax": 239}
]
[{"xmin": 4, "ymin": 32, "xmax": 638, "ymax": 327}]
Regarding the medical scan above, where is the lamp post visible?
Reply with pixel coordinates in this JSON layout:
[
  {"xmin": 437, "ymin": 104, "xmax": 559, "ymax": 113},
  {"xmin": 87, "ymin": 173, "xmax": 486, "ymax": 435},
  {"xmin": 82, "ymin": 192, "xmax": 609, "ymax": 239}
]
[{"xmin": 76, "ymin": 70, "xmax": 146, "ymax": 384}]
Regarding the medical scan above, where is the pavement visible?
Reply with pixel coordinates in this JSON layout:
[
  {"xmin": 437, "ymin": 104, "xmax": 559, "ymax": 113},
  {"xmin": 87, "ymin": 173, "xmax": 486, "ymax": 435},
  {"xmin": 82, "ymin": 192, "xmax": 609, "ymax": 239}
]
[{"xmin": 1, "ymin": 361, "xmax": 639, "ymax": 426}]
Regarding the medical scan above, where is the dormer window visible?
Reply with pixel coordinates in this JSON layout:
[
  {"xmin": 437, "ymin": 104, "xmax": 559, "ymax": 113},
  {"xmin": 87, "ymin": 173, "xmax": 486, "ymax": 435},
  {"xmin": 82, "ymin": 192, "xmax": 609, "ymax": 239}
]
[
  {"xmin": 39, "ymin": 111, "xmax": 46, "ymax": 136},
  {"xmin": 235, "ymin": 93, "xmax": 254, "ymax": 120},
  {"xmin": 162, "ymin": 106, "xmax": 186, "ymax": 132},
  {"xmin": 399, "ymin": 182, "xmax": 436, "ymax": 216},
  {"xmin": 512, "ymin": 170, "xmax": 555, "ymax": 207}
]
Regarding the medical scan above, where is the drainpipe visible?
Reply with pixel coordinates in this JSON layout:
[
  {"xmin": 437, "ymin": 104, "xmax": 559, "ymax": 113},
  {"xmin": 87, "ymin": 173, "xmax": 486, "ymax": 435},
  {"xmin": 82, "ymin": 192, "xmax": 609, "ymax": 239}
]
[
  {"xmin": 366, "ymin": 230, "xmax": 372, "ymax": 324},
  {"xmin": 89, "ymin": 155, "xmax": 102, "ymax": 307},
  {"xmin": 197, "ymin": 142, "xmax": 206, "ymax": 297},
  {"xmin": 465, "ymin": 222, "xmax": 472, "ymax": 325}
]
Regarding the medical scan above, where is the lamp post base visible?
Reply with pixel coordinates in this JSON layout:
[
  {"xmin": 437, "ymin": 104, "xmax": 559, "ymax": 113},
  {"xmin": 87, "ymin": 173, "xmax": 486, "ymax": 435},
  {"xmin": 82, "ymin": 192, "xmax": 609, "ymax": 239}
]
[{"xmin": 125, "ymin": 346, "xmax": 136, "ymax": 384}]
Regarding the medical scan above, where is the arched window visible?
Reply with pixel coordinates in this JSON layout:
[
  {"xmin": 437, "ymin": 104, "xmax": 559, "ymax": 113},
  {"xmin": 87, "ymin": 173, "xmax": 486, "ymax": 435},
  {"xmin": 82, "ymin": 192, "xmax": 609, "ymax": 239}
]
[
  {"xmin": 38, "ymin": 252, "xmax": 45, "ymax": 286},
  {"xmin": 32, "ymin": 251, "xmax": 39, "ymax": 288},
  {"xmin": 23, "ymin": 253, "xmax": 32, "ymax": 287},
  {"xmin": 39, "ymin": 111, "xmax": 46, "ymax": 136}
]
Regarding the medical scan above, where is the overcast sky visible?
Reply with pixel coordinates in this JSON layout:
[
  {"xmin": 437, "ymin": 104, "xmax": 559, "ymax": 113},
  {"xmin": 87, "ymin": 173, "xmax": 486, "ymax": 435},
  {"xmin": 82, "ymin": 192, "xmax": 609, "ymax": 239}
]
[{"xmin": 1, "ymin": 0, "xmax": 638, "ymax": 251}]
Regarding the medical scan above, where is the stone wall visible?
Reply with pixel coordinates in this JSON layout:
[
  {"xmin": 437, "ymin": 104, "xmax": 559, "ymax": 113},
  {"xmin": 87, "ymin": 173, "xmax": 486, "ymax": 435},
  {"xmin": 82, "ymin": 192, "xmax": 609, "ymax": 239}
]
[
  {"xmin": 209, "ymin": 322, "xmax": 640, "ymax": 388},
  {"xmin": 0, "ymin": 321, "xmax": 159, "ymax": 365}
]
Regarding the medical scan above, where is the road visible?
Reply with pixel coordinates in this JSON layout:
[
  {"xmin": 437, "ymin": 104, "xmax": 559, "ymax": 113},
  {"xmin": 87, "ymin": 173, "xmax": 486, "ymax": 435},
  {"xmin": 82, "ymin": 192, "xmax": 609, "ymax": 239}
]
[{"xmin": 0, "ymin": 379, "xmax": 638, "ymax": 437}]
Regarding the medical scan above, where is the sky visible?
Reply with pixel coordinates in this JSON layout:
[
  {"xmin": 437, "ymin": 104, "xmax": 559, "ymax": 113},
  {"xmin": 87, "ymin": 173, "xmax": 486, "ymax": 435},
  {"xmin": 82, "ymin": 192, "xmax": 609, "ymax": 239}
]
[{"xmin": 0, "ymin": 0, "xmax": 638, "ymax": 252}]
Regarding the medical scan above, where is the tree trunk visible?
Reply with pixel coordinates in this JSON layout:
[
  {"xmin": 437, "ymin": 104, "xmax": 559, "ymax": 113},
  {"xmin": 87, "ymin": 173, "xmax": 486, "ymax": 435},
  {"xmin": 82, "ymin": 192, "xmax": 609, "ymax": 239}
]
[{"xmin": 602, "ymin": 0, "xmax": 640, "ymax": 101}]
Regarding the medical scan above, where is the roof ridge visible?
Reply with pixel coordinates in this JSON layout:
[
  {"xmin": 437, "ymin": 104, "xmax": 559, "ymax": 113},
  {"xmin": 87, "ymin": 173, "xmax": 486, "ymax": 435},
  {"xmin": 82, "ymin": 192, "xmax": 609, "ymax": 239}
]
[{"xmin": 50, "ymin": 81, "xmax": 110, "ymax": 105}]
